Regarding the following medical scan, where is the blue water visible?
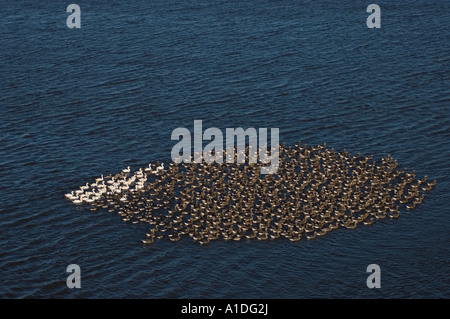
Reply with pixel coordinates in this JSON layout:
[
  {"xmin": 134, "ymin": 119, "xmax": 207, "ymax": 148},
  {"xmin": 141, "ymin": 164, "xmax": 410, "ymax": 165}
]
[{"xmin": 1, "ymin": 0, "xmax": 449, "ymax": 298}]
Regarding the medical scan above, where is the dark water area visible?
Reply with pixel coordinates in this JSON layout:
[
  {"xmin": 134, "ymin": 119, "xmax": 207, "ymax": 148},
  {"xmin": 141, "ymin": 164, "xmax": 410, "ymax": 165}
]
[{"xmin": 0, "ymin": 0, "xmax": 449, "ymax": 298}]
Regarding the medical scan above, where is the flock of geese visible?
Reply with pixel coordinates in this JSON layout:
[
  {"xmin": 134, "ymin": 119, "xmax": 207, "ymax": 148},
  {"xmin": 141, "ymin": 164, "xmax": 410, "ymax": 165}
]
[{"xmin": 66, "ymin": 143, "xmax": 436, "ymax": 245}]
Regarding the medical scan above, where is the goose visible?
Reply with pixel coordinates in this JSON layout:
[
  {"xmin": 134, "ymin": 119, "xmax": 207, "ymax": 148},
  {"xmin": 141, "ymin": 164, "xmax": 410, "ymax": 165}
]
[
  {"xmin": 132, "ymin": 184, "xmax": 142, "ymax": 191},
  {"xmin": 84, "ymin": 196, "xmax": 94, "ymax": 204},
  {"xmin": 169, "ymin": 233, "xmax": 181, "ymax": 241},
  {"xmin": 256, "ymin": 232, "xmax": 268, "ymax": 240},
  {"xmin": 389, "ymin": 210, "xmax": 400, "ymax": 219},
  {"xmin": 199, "ymin": 237, "xmax": 210, "ymax": 245},
  {"xmin": 306, "ymin": 233, "xmax": 316, "ymax": 240},
  {"xmin": 144, "ymin": 164, "xmax": 153, "ymax": 173},
  {"xmin": 142, "ymin": 236, "xmax": 154, "ymax": 244},
  {"xmin": 120, "ymin": 196, "xmax": 128, "ymax": 202},
  {"xmin": 156, "ymin": 163, "xmax": 164, "ymax": 172},
  {"xmin": 96, "ymin": 180, "xmax": 106, "ymax": 188},
  {"xmin": 245, "ymin": 231, "xmax": 256, "ymax": 239},
  {"xmin": 122, "ymin": 166, "xmax": 131, "ymax": 174},
  {"xmin": 363, "ymin": 218, "xmax": 374, "ymax": 226},
  {"xmin": 315, "ymin": 230, "xmax": 326, "ymax": 237},
  {"xmin": 344, "ymin": 221, "xmax": 357, "ymax": 229},
  {"xmin": 66, "ymin": 141, "xmax": 435, "ymax": 246},
  {"xmin": 422, "ymin": 179, "xmax": 436, "ymax": 191},
  {"xmin": 414, "ymin": 194, "xmax": 424, "ymax": 205},
  {"xmin": 233, "ymin": 234, "xmax": 242, "ymax": 241},
  {"xmin": 65, "ymin": 191, "xmax": 77, "ymax": 200}
]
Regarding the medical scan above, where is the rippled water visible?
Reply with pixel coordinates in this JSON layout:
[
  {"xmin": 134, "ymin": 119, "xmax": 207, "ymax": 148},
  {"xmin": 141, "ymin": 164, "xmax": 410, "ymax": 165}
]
[{"xmin": 1, "ymin": 0, "xmax": 449, "ymax": 298}]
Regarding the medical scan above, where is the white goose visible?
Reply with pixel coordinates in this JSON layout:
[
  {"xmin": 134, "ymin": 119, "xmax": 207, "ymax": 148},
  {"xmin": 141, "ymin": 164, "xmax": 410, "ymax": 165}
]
[
  {"xmin": 150, "ymin": 163, "xmax": 164, "ymax": 174},
  {"xmin": 72, "ymin": 196, "xmax": 84, "ymax": 204},
  {"xmin": 84, "ymin": 196, "xmax": 94, "ymax": 204},
  {"xmin": 135, "ymin": 182, "xmax": 144, "ymax": 190},
  {"xmin": 65, "ymin": 191, "xmax": 77, "ymax": 201},
  {"xmin": 122, "ymin": 166, "xmax": 131, "ymax": 174}
]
